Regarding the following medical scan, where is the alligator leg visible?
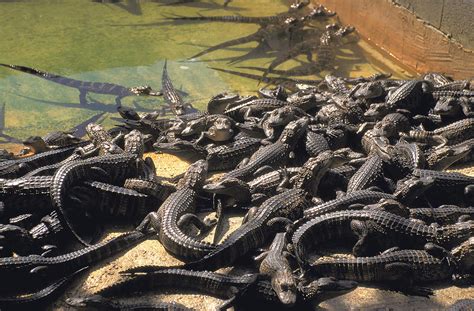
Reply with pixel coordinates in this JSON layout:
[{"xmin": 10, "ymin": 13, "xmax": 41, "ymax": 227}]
[
  {"xmin": 177, "ymin": 213, "xmax": 217, "ymax": 235},
  {"xmin": 242, "ymin": 206, "xmax": 259, "ymax": 224},
  {"xmin": 384, "ymin": 263, "xmax": 434, "ymax": 297},
  {"xmin": 136, "ymin": 212, "xmax": 160, "ymax": 233}
]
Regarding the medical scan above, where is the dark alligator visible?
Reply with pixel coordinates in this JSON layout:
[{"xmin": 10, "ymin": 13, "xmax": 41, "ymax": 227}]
[
  {"xmin": 137, "ymin": 160, "xmax": 216, "ymax": 260},
  {"xmin": 403, "ymin": 118, "xmax": 474, "ymax": 147},
  {"xmin": 303, "ymin": 190, "xmax": 396, "ymax": 219},
  {"xmin": 50, "ymin": 153, "xmax": 140, "ymax": 245},
  {"xmin": 346, "ymin": 155, "xmax": 389, "ymax": 193},
  {"xmin": 0, "ymin": 143, "xmax": 83, "ymax": 179},
  {"xmin": 257, "ymin": 232, "xmax": 297, "ymax": 306},
  {"xmin": 0, "ymin": 64, "xmax": 162, "ymax": 106},
  {"xmin": 205, "ymin": 136, "xmax": 263, "ymax": 172},
  {"xmin": 409, "ymin": 206, "xmax": 474, "ymax": 226},
  {"xmin": 0, "ymin": 267, "xmax": 87, "ymax": 310},
  {"xmin": 0, "ymin": 230, "xmax": 149, "ymax": 294},
  {"xmin": 308, "ymin": 240, "xmax": 473, "ymax": 296},
  {"xmin": 67, "ymin": 295, "xmax": 193, "ymax": 310},
  {"xmin": 69, "ymin": 180, "xmax": 156, "ymax": 221},
  {"xmin": 426, "ymin": 139, "xmax": 474, "ymax": 170},
  {"xmin": 0, "ymin": 175, "xmax": 53, "ymax": 220},
  {"xmin": 177, "ymin": 188, "xmax": 309, "ymax": 271},
  {"xmin": 161, "ymin": 60, "xmax": 197, "ymax": 116},
  {"xmin": 222, "ymin": 118, "xmax": 308, "ymax": 181},
  {"xmin": 292, "ymin": 210, "xmax": 473, "ymax": 265},
  {"xmin": 95, "ymin": 268, "xmax": 356, "ymax": 310}
]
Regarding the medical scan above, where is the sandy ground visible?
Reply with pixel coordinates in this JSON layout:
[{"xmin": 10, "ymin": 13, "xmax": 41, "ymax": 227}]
[{"xmin": 44, "ymin": 152, "xmax": 473, "ymax": 310}]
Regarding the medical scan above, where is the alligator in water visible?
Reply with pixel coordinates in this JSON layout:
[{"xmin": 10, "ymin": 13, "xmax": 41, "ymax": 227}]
[{"xmin": 0, "ymin": 64, "xmax": 162, "ymax": 106}]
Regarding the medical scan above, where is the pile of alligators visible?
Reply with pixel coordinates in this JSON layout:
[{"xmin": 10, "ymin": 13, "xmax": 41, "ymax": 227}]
[{"xmin": 0, "ymin": 65, "xmax": 473, "ymax": 310}]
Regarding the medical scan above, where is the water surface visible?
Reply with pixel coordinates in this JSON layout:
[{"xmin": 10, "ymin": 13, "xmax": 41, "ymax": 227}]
[{"xmin": 0, "ymin": 0, "xmax": 413, "ymax": 146}]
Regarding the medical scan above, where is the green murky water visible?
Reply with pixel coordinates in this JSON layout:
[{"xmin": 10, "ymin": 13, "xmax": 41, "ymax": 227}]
[{"xmin": 0, "ymin": 0, "xmax": 413, "ymax": 146}]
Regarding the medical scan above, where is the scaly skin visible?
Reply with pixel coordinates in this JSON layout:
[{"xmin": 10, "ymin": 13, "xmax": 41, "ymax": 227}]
[
  {"xmin": 66, "ymin": 295, "xmax": 193, "ymax": 310},
  {"xmin": 0, "ymin": 175, "xmax": 53, "ymax": 220},
  {"xmin": 97, "ymin": 268, "xmax": 356, "ymax": 310},
  {"xmin": 222, "ymin": 118, "xmax": 308, "ymax": 181},
  {"xmin": 292, "ymin": 210, "xmax": 473, "ymax": 266},
  {"xmin": 346, "ymin": 155, "xmax": 386, "ymax": 192},
  {"xmin": 71, "ymin": 181, "xmax": 153, "ymax": 220},
  {"xmin": 303, "ymin": 190, "xmax": 395, "ymax": 219},
  {"xmin": 181, "ymin": 188, "xmax": 310, "ymax": 271},
  {"xmin": 0, "ymin": 268, "xmax": 86, "ymax": 310},
  {"xmin": 205, "ymin": 137, "xmax": 262, "ymax": 172},
  {"xmin": 0, "ymin": 230, "xmax": 148, "ymax": 294},
  {"xmin": 258, "ymin": 232, "xmax": 297, "ymax": 306},
  {"xmin": 0, "ymin": 144, "xmax": 80, "ymax": 179},
  {"xmin": 310, "ymin": 249, "xmax": 453, "ymax": 284},
  {"xmin": 409, "ymin": 206, "xmax": 474, "ymax": 226},
  {"xmin": 50, "ymin": 153, "xmax": 139, "ymax": 245},
  {"xmin": 138, "ymin": 160, "xmax": 216, "ymax": 260},
  {"xmin": 405, "ymin": 118, "xmax": 474, "ymax": 146}
]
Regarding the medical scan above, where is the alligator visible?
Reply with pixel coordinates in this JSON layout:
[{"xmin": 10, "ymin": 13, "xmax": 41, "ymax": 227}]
[
  {"xmin": 262, "ymin": 24, "xmax": 355, "ymax": 77},
  {"xmin": 291, "ymin": 150, "xmax": 352, "ymax": 198},
  {"xmin": 21, "ymin": 130, "xmax": 82, "ymax": 155},
  {"xmin": 0, "ymin": 143, "xmax": 82, "ymax": 179},
  {"xmin": 222, "ymin": 118, "xmax": 308, "ymax": 181},
  {"xmin": 50, "ymin": 153, "xmax": 140, "ymax": 245},
  {"xmin": 308, "ymin": 240, "xmax": 473, "ymax": 296},
  {"xmin": 188, "ymin": 16, "xmax": 309, "ymax": 60},
  {"xmin": 0, "ymin": 64, "xmax": 162, "ymax": 106},
  {"xmin": 409, "ymin": 206, "xmax": 474, "ymax": 226},
  {"xmin": 205, "ymin": 136, "xmax": 263, "ymax": 172},
  {"xmin": 68, "ymin": 180, "xmax": 155, "ymax": 221},
  {"xmin": 66, "ymin": 295, "xmax": 193, "ymax": 310},
  {"xmin": 292, "ymin": 210, "xmax": 473, "ymax": 266},
  {"xmin": 260, "ymin": 106, "xmax": 310, "ymax": 140},
  {"xmin": 402, "ymin": 118, "xmax": 474, "ymax": 147},
  {"xmin": 176, "ymin": 188, "xmax": 309, "ymax": 271},
  {"xmin": 303, "ymin": 190, "xmax": 396, "ymax": 219},
  {"xmin": 0, "ymin": 230, "xmax": 149, "ymax": 294},
  {"xmin": 194, "ymin": 116, "xmax": 235, "ymax": 145},
  {"xmin": 137, "ymin": 160, "xmax": 216, "ymax": 260},
  {"xmin": 346, "ymin": 155, "xmax": 389, "ymax": 193},
  {"xmin": 426, "ymin": 139, "xmax": 473, "ymax": 170},
  {"xmin": 161, "ymin": 60, "xmax": 196, "ymax": 116},
  {"xmin": 0, "ymin": 267, "xmax": 87, "ymax": 310},
  {"xmin": 0, "ymin": 175, "xmax": 54, "ymax": 220},
  {"xmin": 95, "ymin": 268, "xmax": 356, "ymax": 310},
  {"xmin": 257, "ymin": 232, "xmax": 297, "ymax": 306}
]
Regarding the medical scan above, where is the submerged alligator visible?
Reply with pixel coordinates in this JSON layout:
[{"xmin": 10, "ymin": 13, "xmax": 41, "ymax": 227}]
[{"xmin": 0, "ymin": 63, "xmax": 162, "ymax": 106}]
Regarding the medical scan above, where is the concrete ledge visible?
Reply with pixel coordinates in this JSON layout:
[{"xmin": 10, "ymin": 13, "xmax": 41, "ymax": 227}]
[{"xmin": 315, "ymin": 0, "xmax": 474, "ymax": 79}]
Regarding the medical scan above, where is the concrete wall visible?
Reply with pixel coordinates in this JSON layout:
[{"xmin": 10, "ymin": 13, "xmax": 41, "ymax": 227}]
[{"xmin": 393, "ymin": 0, "xmax": 474, "ymax": 50}]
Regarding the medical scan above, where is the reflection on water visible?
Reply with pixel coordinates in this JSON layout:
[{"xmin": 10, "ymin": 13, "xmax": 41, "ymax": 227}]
[{"xmin": 0, "ymin": 0, "xmax": 413, "ymax": 146}]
